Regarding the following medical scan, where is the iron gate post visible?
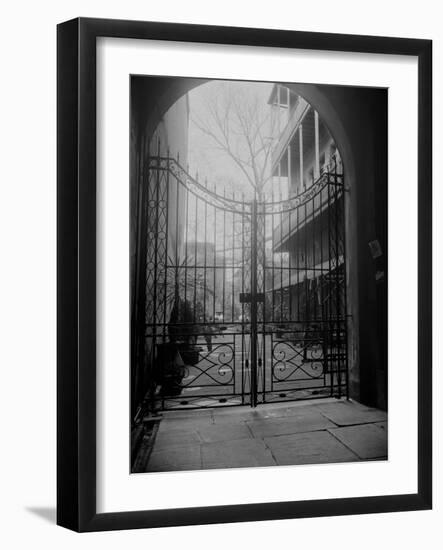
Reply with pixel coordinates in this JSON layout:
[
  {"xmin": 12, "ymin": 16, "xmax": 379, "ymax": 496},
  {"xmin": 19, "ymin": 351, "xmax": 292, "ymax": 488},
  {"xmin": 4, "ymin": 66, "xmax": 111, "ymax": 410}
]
[{"xmin": 250, "ymin": 198, "xmax": 258, "ymax": 407}]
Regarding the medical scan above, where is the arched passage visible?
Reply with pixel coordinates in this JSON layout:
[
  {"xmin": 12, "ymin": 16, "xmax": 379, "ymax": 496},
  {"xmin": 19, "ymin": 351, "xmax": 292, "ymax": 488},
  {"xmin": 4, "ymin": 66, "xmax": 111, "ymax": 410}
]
[{"xmin": 130, "ymin": 77, "xmax": 387, "ymax": 417}]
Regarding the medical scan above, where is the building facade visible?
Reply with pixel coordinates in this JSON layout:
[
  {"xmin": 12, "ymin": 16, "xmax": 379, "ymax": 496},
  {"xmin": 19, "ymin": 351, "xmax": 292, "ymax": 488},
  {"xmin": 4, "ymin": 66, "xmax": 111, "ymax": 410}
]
[{"xmin": 268, "ymin": 84, "xmax": 346, "ymax": 367}]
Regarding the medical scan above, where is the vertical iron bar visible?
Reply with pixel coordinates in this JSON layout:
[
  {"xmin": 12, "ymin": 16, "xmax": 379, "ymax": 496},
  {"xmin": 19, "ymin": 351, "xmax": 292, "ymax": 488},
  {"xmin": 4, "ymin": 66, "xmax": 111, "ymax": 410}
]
[
  {"xmin": 231, "ymin": 191, "xmax": 235, "ymax": 324},
  {"xmin": 342, "ymin": 171, "xmax": 349, "ymax": 400},
  {"xmin": 150, "ymin": 140, "xmax": 161, "ymax": 408},
  {"xmin": 271, "ymin": 191, "xmax": 276, "ymax": 393},
  {"xmin": 334, "ymin": 175, "xmax": 342, "ymax": 398},
  {"xmin": 312, "ymin": 182, "xmax": 316, "ymax": 324},
  {"xmin": 271, "ymin": 189, "xmax": 275, "ymax": 326},
  {"xmin": 305, "ymin": 198, "xmax": 309, "ymax": 321},
  {"xmin": 184, "ymin": 171, "xmax": 189, "ymax": 315},
  {"xmin": 296, "ymin": 202, "xmax": 300, "ymax": 324},
  {"xmin": 288, "ymin": 193, "xmax": 293, "ymax": 322},
  {"xmin": 304, "ymin": 196, "xmax": 309, "ymax": 362},
  {"xmin": 213, "ymin": 192, "xmax": 216, "ymax": 325},
  {"xmin": 174, "ymin": 167, "xmax": 180, "ymax": 308},
  {"xmin": 241, "ymin": 195, "xmax": 245, "ymax": 404},
  {"xmin": 231, "ymin": 193, "xmax": 236, "ymax": 395},
  {"xmin": 163, "ymin": 152, "xmax": 170, "ymax": 341},
  {"xmin": 222, "ymin": 189, "xmax": 226, "ymax": 324},
  {"xmin": 250, "ymin": 198, "xmax": 258, "ymax": 408},
  {"xmin": 193, "ymin": 190, "xmax": 198, "ymax": 324},
  {"xmin": 327, "ymin": 176, "xmax": 334, "ymax": 396},
  {"xmin": 320, "ymin": 183, "xmax": 327, "ymax": 386},
  {"xmin": 203, "ymin": 181, "xmax": 208, "ymax": 324},
  {"xmin": 261, "ymin": 200, "xmax": 266, "ymax": 403},
  {"xmin": 279, "ymin": 190, "xmax": 284, "ymax": 322}
]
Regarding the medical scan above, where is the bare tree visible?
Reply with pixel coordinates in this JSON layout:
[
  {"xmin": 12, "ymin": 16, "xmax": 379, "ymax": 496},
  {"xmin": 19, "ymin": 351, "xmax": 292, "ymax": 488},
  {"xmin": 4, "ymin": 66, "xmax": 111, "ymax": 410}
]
[{"xmin": 192, "ymin": 83, "xmax": 275, "ymax": 197}]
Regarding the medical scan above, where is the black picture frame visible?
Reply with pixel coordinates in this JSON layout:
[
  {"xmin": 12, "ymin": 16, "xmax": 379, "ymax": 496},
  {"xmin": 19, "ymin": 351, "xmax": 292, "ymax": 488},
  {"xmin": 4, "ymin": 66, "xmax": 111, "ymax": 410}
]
[{"xmin": 57, "ymin": 17, "xmax": 432, "ymax": 532}]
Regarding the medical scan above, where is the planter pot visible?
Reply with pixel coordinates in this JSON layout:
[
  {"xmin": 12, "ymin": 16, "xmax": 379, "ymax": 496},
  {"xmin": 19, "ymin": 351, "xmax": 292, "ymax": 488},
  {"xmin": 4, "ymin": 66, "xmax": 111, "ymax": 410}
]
[
  {"xmin": 177, "ymin": 344, "xmax": 200, "ymax": 366},
  {"xmin": 156, "ymin": 342, "xmax": 186, "ymax": 396}
]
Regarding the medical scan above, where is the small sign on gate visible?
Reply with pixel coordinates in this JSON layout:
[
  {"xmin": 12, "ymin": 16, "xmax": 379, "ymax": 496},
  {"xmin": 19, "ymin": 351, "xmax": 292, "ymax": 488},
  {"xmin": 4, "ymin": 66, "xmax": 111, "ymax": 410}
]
[{"xmin": 239, "ymin": 293, "xmax": 265, "ymax": 303}]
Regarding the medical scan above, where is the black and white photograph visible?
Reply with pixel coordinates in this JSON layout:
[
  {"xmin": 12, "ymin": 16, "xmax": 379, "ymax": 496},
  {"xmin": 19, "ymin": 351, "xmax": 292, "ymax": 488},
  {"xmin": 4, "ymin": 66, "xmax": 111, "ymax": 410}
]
[
  {"xmin": 0, "ymin": 0, "xmax": 436, "ymax": 543},
  {"xmin": 130, "ymin": 76, "xmax": 388, "ymax": 473}
]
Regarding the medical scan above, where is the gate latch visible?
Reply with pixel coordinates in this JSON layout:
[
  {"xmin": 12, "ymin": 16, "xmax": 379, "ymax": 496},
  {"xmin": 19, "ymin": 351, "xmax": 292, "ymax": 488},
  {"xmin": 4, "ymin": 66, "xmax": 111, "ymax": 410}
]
[{"xmin": 239, "ymin": 292, "xmax": 265, "ymax": 303}]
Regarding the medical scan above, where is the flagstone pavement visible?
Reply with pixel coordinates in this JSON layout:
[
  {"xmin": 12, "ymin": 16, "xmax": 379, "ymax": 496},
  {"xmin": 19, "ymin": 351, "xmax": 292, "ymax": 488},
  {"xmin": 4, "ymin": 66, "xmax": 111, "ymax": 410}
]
[{"xmin": 132, "ymin": 398, "xmax": 387, "ymax": 473}]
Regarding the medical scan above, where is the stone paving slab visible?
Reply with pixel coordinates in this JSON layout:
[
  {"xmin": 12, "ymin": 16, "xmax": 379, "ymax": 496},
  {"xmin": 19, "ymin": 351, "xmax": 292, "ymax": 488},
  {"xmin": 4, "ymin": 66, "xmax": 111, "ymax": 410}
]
[
  {"xmin": 160, "ymin": 409, "xmax": 213, "ymax": 421},
  {"xmin": 146, "ymin": 444, "xmax": 202, "ymax": 472},
  {"xmin": 247, "ymin": 411, "xmax": 336, "ymax": 438},
  {"xmin": 197, "ymin": 423, "xmax": 252, "ymax": 443},
  {"xmin": 260, "ymin": 406, "xmax": 327, "ymax": 420},
  {"xmin": 318, "ymin": 401, "xmax": 387, "ymax": 426},
  {"xmin": 264, "ymin": 430, "xmax": 359, "ymax": 465},
  {"xmin": 153, "ymin": 427, "xmax": 201, "ymax": 450},
  {"xmin": 201, "ymin": 439, "xmax": 276, "ymax": 469},
  {"xmin": 328, "ymin": 424, "xmax": 387, "ymax": 459},
  {"xmin": 212, "ymin": 411, "xmax": 255, "ymax": 424},
  {"xmin": 210, "ymin": 399, "xmax": 337, "ymax": 422},
  {"xmin": 211, "ymin": 405, "xmax": 285, "ymax": 423},
  {"xmin": 374, "ymin": 421, "xmax": 387, "ymax": 432},
  {"xmin": 236, "ymin": 406, "xmax": 311, "ymax": 421},
  {"xmin": 138, "ymin": 399, "xmax": 388, "ymax": 472},
  {"xmin": 246, "ymin": 408, "xmax": 292, "ymax": 420},
  {"xmin": 158, "ymin": 415, "xmax": 214, "ymax": 432}
]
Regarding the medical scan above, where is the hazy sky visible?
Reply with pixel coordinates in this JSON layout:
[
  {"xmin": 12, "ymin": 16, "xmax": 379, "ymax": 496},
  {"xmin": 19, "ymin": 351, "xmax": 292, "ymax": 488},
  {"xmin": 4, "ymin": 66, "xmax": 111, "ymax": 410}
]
[{"xmin": 188, "ymin": 79, "xmax": 273, "ymax": 199}]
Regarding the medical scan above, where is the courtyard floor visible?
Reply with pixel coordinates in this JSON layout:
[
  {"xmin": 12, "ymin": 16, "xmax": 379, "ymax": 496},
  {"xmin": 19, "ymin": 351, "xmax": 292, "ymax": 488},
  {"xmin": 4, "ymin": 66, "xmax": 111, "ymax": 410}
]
[{"xmin": 132, "ymin": 398, "xmax": 387, "ymax": 473}]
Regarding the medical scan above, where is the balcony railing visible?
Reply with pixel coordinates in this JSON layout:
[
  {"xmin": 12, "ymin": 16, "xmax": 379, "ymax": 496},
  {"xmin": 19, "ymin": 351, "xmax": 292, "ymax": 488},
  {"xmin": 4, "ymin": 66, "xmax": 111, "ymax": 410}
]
[{"xmin": 271, "ymin": 97, "xmax": 310, "ymax": 173}]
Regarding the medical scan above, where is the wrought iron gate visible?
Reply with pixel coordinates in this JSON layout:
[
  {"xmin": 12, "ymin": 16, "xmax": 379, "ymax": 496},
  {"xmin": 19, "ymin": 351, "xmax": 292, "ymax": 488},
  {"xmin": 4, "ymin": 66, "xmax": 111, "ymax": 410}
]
[{"xmin": 134, "ymin": 151, "xmax": 348, "ymax": 411}]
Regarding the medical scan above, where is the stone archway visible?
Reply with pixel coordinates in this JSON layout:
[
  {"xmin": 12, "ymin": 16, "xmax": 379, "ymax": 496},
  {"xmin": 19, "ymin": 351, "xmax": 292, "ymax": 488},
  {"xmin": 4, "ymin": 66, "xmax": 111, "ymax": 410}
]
[{"xmin": 131, "ymin": 77, "xmax": 387, "ymax": 411}]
